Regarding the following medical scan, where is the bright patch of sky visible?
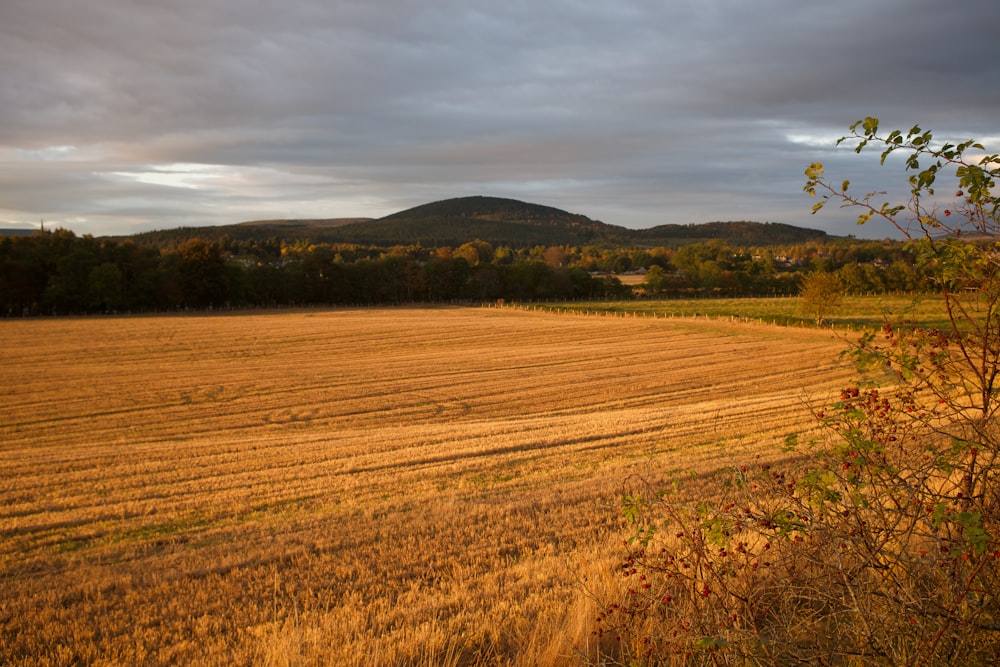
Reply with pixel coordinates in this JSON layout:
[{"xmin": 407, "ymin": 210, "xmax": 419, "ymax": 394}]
[{"xmin": 108, "ymin": 164, "xmax": 225, "ymax": 189}]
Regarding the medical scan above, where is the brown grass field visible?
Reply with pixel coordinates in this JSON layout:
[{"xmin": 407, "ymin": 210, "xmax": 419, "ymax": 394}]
[{"xmin": 0, "ymin": 307, "xmax": 857, "ymax": 666}]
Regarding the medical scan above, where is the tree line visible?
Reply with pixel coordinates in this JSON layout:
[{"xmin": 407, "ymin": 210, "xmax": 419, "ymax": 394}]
[{"xmin": 0, "ymin": 228, "xmax": 930, "ymax": 315}]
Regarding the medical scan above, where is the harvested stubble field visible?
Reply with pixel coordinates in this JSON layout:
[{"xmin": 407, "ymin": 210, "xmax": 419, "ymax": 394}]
[{"xmin": 0, "ymin": 307, "xmax": 856, "ymax": 666}]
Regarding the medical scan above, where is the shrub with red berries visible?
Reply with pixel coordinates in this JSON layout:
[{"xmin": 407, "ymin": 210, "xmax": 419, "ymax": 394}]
[{"xmin": 599, "ymin": 120, "xmax": 1000, "ymax": 665}]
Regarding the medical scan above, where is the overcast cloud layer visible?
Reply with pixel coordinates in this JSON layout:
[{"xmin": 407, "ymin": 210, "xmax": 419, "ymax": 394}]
[{"xmin": 2, "ymin": 0, "xmax": 998, "ymax": 238}]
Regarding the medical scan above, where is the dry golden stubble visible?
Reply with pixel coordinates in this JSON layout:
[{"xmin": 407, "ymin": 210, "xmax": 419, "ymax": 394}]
[{"xmin": 0, "ymin": 307, "xmax": 852, "ymax": 665}]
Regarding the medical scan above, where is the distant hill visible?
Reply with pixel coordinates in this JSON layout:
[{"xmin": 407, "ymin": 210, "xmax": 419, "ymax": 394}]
[
  {"xmin": 120, "ymin": 196, "xmax": 831, "ymax": 248},
  {"xmin": 634, "ymin": 220, "xmax": 829, "ymax": 246},
  {"xmin": 0, "ymin": 228, "xmax": 38, "ymax": 237},
  {"xmin": 323, "ymin": 196, "xmax": 629, "ymax": 247},
  {"xmin": 120, "ymin": 218, "xmax": 375, "ymax": 246},
  {"xmin": 235, "ymin": 217, "xmax": 372, "ymax": 228}
]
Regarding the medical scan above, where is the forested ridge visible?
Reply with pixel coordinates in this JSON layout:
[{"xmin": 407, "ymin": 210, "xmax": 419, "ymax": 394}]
[{"xmin": 108, "ymin": 196, "xmax": 833, "ymax": 249}]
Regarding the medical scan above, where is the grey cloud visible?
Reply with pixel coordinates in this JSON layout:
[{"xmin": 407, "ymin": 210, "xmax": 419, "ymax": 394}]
[{"xmin": 2, "ymin": 0, "xmax": 998, "ymax": 237}]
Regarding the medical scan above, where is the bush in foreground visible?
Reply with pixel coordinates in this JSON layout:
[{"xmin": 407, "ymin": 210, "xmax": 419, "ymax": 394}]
[{"xmin": 596, "ymin": 119, "xmax": 1000, "ymax": 665}]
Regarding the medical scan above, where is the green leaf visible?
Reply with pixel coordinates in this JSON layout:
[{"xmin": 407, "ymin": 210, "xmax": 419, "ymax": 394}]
[
  {"xmin": 702, "ymin": 516, "xmax": 733, "ymax": 547},
  {"xmin": 628, "ymin": 525, "xmax": 656, "ymax": 547},
  {"xmin": 622, "ymin": 494, "xmax": 644, "ymax": 523},
  {"xmin": 958, "ymin": 511, "xmax": 992, "ymax": 555},
  {"xmin": 931, "ymin": 502, "xmax": 948, "ymax": 529}
]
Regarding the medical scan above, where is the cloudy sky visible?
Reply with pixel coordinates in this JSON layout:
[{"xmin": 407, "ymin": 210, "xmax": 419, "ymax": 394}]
[{"xmin": 2, "ymin": 0, "xmax": 998, "ymax": 238}]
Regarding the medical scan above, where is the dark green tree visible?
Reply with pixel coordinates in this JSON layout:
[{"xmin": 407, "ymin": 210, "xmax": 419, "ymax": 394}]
[
  {"xmin": 86, "ymin": 263, "xmax": 124, "ymax": 311},
  {"xmin": 176, "ymin": 239, "xmax": 230, "ymax": 308}
]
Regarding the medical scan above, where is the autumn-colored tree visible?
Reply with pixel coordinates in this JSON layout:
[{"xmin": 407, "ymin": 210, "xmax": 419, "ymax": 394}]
[
  {"xmin": 797, "ymin": 270, "xmax": 843, "ymax": 325},
  {"xmin": 454, "ymin": 239, "xmax": 494, "ymax": 266},
  {"xmin": 542, "ymin": 245, "xmax": 569, "ymax": 268}
]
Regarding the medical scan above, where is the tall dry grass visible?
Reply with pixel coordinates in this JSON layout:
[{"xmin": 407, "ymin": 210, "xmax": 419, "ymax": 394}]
[{"xmin": 0, "ymin": 307, "xmax": 855, "ymax": 665}]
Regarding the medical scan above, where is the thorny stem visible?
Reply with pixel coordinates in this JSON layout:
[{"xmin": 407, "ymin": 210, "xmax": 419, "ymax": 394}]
[{"xmin": 909, "ymin": 555, "xmax": 992, "ymax": 667}]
